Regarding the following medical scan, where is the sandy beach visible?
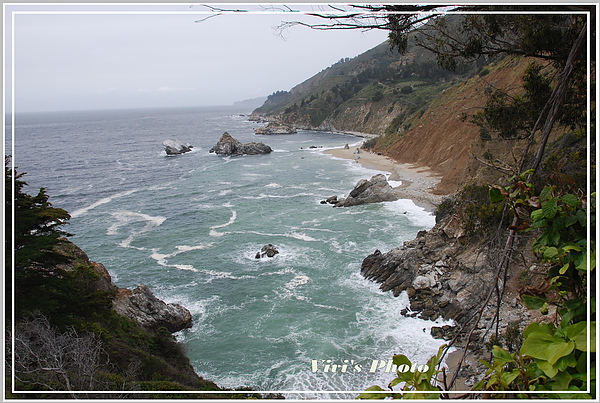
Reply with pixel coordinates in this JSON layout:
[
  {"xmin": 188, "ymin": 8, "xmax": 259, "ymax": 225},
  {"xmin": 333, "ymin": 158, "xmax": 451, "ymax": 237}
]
[{"xmin": 325, "ymin": 146, "xmax": 446, "ymax": 211}]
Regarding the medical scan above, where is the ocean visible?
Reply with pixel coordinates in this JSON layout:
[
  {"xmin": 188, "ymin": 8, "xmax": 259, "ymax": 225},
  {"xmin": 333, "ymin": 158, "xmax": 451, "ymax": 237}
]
[{"xmin": 7, "ymin": 106, "xmax": 450, "ymax": 398}]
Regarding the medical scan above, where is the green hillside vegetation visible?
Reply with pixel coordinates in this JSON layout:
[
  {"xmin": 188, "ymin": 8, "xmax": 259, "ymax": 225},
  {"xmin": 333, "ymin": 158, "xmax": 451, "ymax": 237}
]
[
  {"xmin": 252, "ymin": 35, "xmax": 489, "ymax": 134},
  {"xmin": 252, "ymin": 16, "xmax": 494, "ymax": 134}
]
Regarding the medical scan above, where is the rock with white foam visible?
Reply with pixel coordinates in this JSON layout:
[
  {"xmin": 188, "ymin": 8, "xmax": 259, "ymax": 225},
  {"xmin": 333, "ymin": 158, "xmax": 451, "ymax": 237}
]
[
  {"xmin": 255, "ymin": 244, "xmax": 279, "ymax": 259},
  {"xmin": 112, "ymin": 284, "xmax": 193, "ymax": 332},
  {"xmin": 334, "ymin": 174, "xmax": 399, "ymax": 207},
  {"xmin": 210, "ymin": 132, "xmax": 272, "ymax": 156},
  {"xmin": 163, "ymin": 139, "xmax": 193, "ymax": 155}
]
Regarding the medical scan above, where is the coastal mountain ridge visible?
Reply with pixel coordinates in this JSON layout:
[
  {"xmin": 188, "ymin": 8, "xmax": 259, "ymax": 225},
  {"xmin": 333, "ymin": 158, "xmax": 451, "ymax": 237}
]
[{"xmin": 250, "ymin": 37, "xmax": 537, "ymax": 194}]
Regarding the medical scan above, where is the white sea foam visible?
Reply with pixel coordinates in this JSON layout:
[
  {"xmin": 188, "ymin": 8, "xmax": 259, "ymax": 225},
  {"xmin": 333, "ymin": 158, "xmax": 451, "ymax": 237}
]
[
  {"xmin": 197, "ymin": 268, "xmax": 255, "ymax": 281},
  {"xmin": 209, "ymin": 210, "xmax": 237, "ymax": 237},
  {"xmin": 150, "ymin": 242, "xmax": 213, "ymax": 272},
  {"xmin": 265, "ymin": 182, "xmax": 282, "ymax": 188},
  {"xmin": 383, "ymin": 199, "xmax": 436, "ymax": 228},
  {"xmin": 240, "ymin": 192, "xmax": 317, "ymax": 200},
  {"xmin": 240, "ymin": 230, "xmax": 318, "ymax": 242},
  {"xmin": 107, "ymin": 210, "xmax": 166, "ymax": 236},
  {"xmin": 71, "ymin": 188, "xmax": 138, "ymax": 218},
  {"xmin": 286, "ymin": 232, "xmax": 318, "ymax": 242}
]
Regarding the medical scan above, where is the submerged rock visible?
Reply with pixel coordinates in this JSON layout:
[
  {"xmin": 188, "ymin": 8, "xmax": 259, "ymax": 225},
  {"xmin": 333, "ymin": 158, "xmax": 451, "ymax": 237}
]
[
  {"xmin": 113, "ymin": 284, "xmax": 193, "ymax": 333},
  {"xmin": 334, "ymin": 174, "xmax": 399, "ymax": 207},
  {"xmin": 255, "ymin": 244, "xmax": 279, "ymax": 259},
  {"xmin": 210, "ymin": 132, "xmax": 272, "ymax": 156},
  {"xmin": 163, "ymin": 139, "xmax": 193, "ymax": 155},
  {"xmin": 254, "ymin": 122, "xmax": 297, "ymax": 135}
]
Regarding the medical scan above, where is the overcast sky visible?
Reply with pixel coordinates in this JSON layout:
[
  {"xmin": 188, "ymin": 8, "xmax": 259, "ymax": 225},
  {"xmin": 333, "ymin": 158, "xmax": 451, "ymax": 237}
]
[{"xmin": 5, "ymin": 4, "xmax": 389, "ymax": 113}]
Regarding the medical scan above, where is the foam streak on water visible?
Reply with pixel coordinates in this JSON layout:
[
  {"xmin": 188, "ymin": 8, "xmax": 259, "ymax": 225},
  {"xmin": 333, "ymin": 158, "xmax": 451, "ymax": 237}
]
[{"xmin": 9, "ymin": 106, "xmax": 445, "ymax": 397}]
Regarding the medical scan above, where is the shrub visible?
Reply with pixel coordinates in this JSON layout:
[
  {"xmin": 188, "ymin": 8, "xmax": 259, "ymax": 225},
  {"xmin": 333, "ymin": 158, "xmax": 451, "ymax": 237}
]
[{"xmin": 400, "ymin": 85, "xmax": 413, "ymax": 94}]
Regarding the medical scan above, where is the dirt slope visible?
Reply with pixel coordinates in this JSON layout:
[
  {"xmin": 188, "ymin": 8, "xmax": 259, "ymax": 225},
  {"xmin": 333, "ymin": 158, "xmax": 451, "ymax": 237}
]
[{"xmin": 375, "ymin": 56, "xmax": 535, "ymax": 194}]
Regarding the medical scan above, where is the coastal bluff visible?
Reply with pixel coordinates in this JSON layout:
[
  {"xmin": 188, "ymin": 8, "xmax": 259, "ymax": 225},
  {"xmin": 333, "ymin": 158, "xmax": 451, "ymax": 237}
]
[
  {"xmin": 360, "ymin": 209, "xmax": 536, "ymax": 347},
  {"xmin": 55, "ymin": 239, "xmax": 192, "ymax": 333}
]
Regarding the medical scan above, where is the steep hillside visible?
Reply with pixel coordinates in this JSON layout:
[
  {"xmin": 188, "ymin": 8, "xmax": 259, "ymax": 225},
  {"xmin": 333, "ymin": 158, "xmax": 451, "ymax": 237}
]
[
  {"xmin": 251, "ymin": 35, "xmax": 487, "ymax": 136},
  {"xmin": 373, "ymin": 56, "xmax": 538, "ymax": 194},
  {"xmin": 252, "ymin": 42, "xmax": 550, "ymax": 194}
]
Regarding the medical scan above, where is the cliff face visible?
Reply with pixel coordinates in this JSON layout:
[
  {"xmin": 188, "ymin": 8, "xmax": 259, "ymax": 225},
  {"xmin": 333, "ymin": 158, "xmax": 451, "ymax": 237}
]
[
  {"xmin": 359, "ymin": 211, "xmax": 543, "ymax": 349},
  {"xmin": 251, "ymin": 40, "xmax": 535, "ymax": 194}
]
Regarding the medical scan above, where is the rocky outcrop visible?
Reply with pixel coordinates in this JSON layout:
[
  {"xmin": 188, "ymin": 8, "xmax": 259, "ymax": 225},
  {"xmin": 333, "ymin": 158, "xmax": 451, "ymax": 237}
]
[
  {"xmin": 255, "ymin": 244, "xmax": 279, "ymax": 259},
  {"xmin": 163, "ymin": 139, "xmax": 193, "ymax": 155},
  {"xmin": 331, "ymin": 174, "xmax": 399, "ymax": 207},
  {"xmin": 112, "ymin": 284, "xmax": 193, "ymax": 333},
  {"xmin": 53, "ymin": 239, "xmax": 193, "ymax": 334},
  {"xmin": 209, "ymin": 132, "xmax": 272, "ymax": 156},
  {"xmin": 360, "ymin": 212, "xmax": 535, "ymax": 346},
  {"xmin": 254, "ymin": 122, "xmax": 297, "ymax": 135}
]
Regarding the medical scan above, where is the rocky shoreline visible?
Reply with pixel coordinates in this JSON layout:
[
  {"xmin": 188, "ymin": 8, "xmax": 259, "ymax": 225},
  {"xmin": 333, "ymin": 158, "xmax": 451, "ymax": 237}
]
[
  {"xmin": 322, "ymin": 139, "xmax": 540, "ymax": 389},
  {"xmin": 324, "ymin": 145, "xmax": 445, "ymax": 211}
]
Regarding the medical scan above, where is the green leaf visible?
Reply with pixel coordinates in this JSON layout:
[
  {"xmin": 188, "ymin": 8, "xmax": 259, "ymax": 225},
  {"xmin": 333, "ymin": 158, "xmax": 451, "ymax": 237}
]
[
  {"xmin": 358, "ymin": 385, "xmax": 392, "ymax": 399},
  {"xmin": 393, "ymin": 354, "xmax": 412, "ymax": 368},
  {"xmin": 559, "ymin": 263, "xmax": 570, "ymax": 275},
  {"xmin": 563, "ymin": 215, "xmax": 579, "ymax": 228},
  {"xmin": 489, "ymin": 186, "xmax": 505, "ymax": 202},
  {"xmin": 572, "ymin": 322, "xmax": 596, "ymax": 352},
  {"xmin": 523, "ymin": 322, "xmax": 553, "ymax": 338},
  {"xmin": 539, "ymin": 186, "xmax": 554, "ymax": 201},
  {"xmin": 531, "ymin": 208, "xmax": 545, "ymax": 221},
  {"xmin": 478, "ymin": 358, "xmax": 494, "ymax": 370},
  {"xmin": 554, "ymin": 353, "xmax": 578, "ymax": 372},
  {"xmin": 543, "ymin": 246, "xmax": 559, "ymax": 260},
  {"xmin": 522, "ymin": 294, "xmax": 547, "ymax": 309},
  {"xmin": 535, "ymin": 358, "xmax": 559, "ymax": 378},
  {"xmin": 389, "ymin": 375, "xmax": 407, "ymax": 388},
  {"xmin": 521, "ymin": 332, "xmax": 557, "ymax": 359},
  {"xmin": 566, "ymin": 321, "xmax": 587, "ymax": 340},
  {"xmin": 546, "ymin": 340, "xmax": 574, "ymax": 365},
  {"xmin": 501, "ymin": 369, "xmax": 520, "ymax": 387},
  {"xmin": 561, "ymin": 194, "xmax": 581, "ymax": 207},
  {"xmin": 550, "ymin": 370, "xmax": 573, "ymax": 391},
  {"xmin": 542, "ymin": 199, "xmax": 559, "ymax": 219},
  {"xmin": 492, "ymin": 345, "xmax": 515, "ymax": 364},
  {"xmin": 562, "ymin": 244, "xmax": 582, "ymax": 253},
  {"xmin": 521, "ymin": 330, "xmax": 573, "ymax": 365}
]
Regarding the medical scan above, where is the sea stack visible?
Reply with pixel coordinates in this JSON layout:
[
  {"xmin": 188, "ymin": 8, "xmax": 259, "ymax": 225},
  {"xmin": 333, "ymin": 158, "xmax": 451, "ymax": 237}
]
[
  {"xmin": 209, "ymin": 132, "xmax": 272, "ymax": 156},
  {"xmin": 163, "ymin": 139, "xmax": 193, "ymax": 155}
]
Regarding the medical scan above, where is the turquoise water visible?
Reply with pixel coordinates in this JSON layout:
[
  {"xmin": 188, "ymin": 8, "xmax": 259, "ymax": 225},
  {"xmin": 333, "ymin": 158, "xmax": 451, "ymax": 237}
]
[{"xmin": 9, "ymin": 106, "xmax": 449, "ymax": 398}]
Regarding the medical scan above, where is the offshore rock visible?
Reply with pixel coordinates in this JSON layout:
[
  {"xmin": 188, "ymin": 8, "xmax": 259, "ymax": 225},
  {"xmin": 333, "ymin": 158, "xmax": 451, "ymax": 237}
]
[
  {"xmin": 334, "ymin": 174, "xmax": 399, "ymax": 207},
  {"xmin": 113, "ymin": 284, "xmax": 193, "ymax": 333},
  {"xmin": 255, "ymin": 244, "xmax": 279, "ymax": 259},
  {"xmin": 163, "ymin": 139, "xmax": 193, "ymax": 155},
  {"xmin": 209, "ymin": 132, "xmax": 272, "ymax": 156},
  {"xmin": 254, "ymin": 122, "xmax": 297, "ymax": 135}
]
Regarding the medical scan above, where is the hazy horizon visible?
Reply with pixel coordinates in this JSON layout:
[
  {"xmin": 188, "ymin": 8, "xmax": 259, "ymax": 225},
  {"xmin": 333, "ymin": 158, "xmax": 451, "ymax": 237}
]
[{"xmin": 5, "ymin": 4, "xmax": 389, "ymax": 114}]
